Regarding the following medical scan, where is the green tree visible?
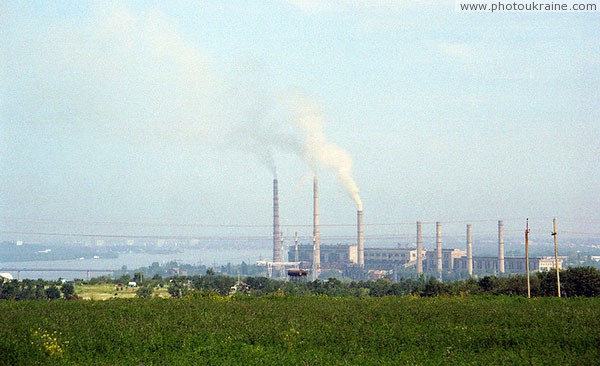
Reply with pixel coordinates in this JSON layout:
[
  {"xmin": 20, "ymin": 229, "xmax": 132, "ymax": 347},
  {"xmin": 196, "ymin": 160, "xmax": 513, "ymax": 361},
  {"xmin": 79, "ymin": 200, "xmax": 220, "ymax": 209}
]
[
  {"xmin": 369, "ymin": 278, "xmax": 393, "ymax": 297},
  {"xmin": 422, "ymin": 277, "xmax": 448, "ymax": 297},
  {"xmin": 35, "ymin": 282, "xmax": 46, "ymax": 300},
  {"xmin": 45, "ymin": 285, "xmax": 61, "ymax": 300},
  {"xmin": 16, "ymin": 280, "xmax": 36, "ymax": 300},
  {"xmin": 60, "ymin": 282, "xmax": 75, "ymax": 299},
  {"xmin": 168, "ymin": 277, "xmax": 190, "ymax": 298},
  {"xmin": 115, "ymin": 274, "xmax": 132, "ymax": 284},
  {"xmin": 561, "ymin": 267, "xmax": 600, "ymax": 297},
  {"xmin": 0, "ymin": 280, "xmax": 20, "ymax": 300}
]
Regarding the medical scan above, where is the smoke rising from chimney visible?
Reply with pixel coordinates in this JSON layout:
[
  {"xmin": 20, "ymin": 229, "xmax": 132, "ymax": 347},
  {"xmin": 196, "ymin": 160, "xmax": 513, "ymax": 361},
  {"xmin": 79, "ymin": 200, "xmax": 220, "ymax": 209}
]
[
  {"xmin": 234, "ymin": 89, "xmax": 363, "ymax": 208},
  {"xmin": 283, "ymin": 91, "xmax": 363, "ymax": 210}
]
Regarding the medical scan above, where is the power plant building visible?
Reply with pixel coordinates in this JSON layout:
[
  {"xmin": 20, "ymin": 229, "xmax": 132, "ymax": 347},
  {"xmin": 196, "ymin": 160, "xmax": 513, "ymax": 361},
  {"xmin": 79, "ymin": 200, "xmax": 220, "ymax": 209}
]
[
  {"xmin": 453, "ymin": 256, "xmax": 564, "ymax": 274},
  {"xmin": 424, "ymin": 249, "xmax": 467, "ymax": 272},
  {"xmin": 289, "ymin": 244, "xmax": 357, "ymax": 269},
  {"xmin": 364, "ymin": 247, "xmax": 420, "ymax": 270},
  {"xmin": 271, "ymin": 180, "xmax": 562, "ymax": 279}
]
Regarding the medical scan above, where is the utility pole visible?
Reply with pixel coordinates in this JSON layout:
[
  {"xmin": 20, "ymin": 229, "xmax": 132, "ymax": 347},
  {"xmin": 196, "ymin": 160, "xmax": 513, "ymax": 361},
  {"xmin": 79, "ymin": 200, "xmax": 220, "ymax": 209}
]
[
  {"xmin": 552, "ymin": 218, "xmax": 561, "ymax": 297},
  {"xmin": 525, "ymin": 218, "xmax": 531, "ymax": 299}
]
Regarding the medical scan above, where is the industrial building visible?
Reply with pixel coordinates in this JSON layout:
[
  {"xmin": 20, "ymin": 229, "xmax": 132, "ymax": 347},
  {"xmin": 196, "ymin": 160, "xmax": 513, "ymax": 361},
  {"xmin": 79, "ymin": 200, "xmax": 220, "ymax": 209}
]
[
  {"xmin": 423, "ymin": 249, "xmax": 467, "ymax": 272},
  {"xmin": 364, "ymin": 247, "xmax": 419, "ymax": 270},
  {"xmin": 287, "ymin": 245, "xmax": 563, "ymax": 277},
  {"xmin": 454, "ymin": 256, "xmax": 564, "ymax": 274},
  {"xmin": 288, "ymin": 244, "xmax": 357, "ymax": 269}
]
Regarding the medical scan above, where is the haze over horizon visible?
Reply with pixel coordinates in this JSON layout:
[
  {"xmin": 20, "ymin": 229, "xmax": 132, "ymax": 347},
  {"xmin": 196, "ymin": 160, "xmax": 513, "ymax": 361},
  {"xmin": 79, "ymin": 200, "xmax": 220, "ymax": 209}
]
[{"xmin": 1, "ymin": 1, "xmax": 598, "ymax": 242}]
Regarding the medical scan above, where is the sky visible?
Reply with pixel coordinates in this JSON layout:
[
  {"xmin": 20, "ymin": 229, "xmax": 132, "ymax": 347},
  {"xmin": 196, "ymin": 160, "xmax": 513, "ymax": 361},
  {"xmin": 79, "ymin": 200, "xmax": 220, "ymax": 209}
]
[{"xmin": 1, "ymin": 1, "xmax": 599, "ymax": 244}]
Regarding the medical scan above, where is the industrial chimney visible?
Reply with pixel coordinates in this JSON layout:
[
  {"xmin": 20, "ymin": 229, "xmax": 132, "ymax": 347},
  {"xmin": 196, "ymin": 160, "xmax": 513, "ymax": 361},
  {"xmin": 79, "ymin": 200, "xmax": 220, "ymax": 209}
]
[
  {"xmin": 436, "ymin": 222, "xmax": 442, "ymax": 277},
  {"xmin": 273, "ymin": 178, "xmax": 281, "ymax": 263},
  {"xmin": 313, "ymin": 176, "xmax": 320, "ymax": 280},
  {"xmin": 357, "ymin": 210, "xmax": 364, "ymax": 267},
  {"xmin": 416, "ymin": 221, "xmax": 423, "ymax": 274},
  {"xmin": 466, "ymin": 224, "xmax": 473, "ymax": 276},
  {"xmin": 498, "ymin": 220, "xmax": 505, "ymax": 273}
]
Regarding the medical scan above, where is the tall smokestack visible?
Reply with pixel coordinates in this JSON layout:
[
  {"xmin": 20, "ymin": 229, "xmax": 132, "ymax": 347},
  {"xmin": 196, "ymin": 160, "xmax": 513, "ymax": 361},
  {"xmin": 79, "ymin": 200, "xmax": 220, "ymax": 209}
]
[
  {"xmin": 436, "ymin": 221, "xmax": 442, "ymax": 277},
  {"xmin": 416, "ymin": 221, "xmax": 423, "ymax": 274},
  {"xmin": 313, "ymin": 176, "xmax": 320, "ymax": 280},
  {"xmin": 273, "ymin": 178, "xmax": 281, "ymax": 263},
  {"xmin": 357, "ymin": 210, "xmax": 364, "ymax": 267},
  {"xmin": 498, "ymin": 220, "xmax": 505, "ymax": 273},
  {"xmin": 467, "ymin": 224, "xmax": 473, "ymax": 276}
]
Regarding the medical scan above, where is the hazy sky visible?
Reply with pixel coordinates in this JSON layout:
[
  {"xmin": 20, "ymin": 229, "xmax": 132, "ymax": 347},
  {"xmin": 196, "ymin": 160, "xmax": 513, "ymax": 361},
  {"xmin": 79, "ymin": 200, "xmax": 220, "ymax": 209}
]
[{"xmin": 1, "ymin": 1, "xmax": 598, "ymax": 242}]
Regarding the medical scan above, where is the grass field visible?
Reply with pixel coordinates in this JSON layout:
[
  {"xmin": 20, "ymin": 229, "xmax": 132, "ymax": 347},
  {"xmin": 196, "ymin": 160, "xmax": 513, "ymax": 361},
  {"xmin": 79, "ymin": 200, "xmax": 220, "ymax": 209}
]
[
  {"xmin": 74, "ymin": 284, "xmax": 169, "ymax": 300},
  {"xmin": 0, "ymin": 296, "xmax": 598, "ymax": 365}
]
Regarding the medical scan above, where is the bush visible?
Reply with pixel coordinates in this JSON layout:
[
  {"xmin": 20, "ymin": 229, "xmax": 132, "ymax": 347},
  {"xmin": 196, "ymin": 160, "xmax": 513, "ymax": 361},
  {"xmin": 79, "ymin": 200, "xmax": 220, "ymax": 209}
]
[
  {"xmin": 561, "ymin": 267, "xmax": 600, "ymax": 297},
  {"xmin": 60, "ymin": 283, "xmax": 75, "ymax": 299},
  {"xmin": 136, "ymin": 286, "xmax": 154, "ymax": 299},
  {"xmin": 45, "ymin": 286, "xmax": 61, "ymax": 300}
]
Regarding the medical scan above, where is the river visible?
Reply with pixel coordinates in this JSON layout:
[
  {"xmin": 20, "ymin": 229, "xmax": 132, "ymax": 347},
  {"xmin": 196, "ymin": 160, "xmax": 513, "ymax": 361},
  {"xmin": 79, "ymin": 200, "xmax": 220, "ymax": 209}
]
[{"xmin": 0, "ymin": 245, "xmax": 271, "ymax": 280}]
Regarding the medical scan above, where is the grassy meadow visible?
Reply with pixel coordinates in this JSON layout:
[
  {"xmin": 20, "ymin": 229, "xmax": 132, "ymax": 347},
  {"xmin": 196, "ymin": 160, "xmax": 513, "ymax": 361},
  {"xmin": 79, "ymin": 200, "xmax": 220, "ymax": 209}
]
[
  {"xmin": 74, "ymin": 283, "xmax": 169, "ymax": 300},
  {"xmin": 0, "ymin": 296, "xmax": 598, "ymax": 365}
]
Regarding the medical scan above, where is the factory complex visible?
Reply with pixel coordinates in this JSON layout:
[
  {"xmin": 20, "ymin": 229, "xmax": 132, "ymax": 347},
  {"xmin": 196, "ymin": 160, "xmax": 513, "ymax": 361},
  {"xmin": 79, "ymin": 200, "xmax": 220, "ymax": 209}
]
[{"xmin": 268, "ymin": 177, "xmax": 563, "ymax": 280}]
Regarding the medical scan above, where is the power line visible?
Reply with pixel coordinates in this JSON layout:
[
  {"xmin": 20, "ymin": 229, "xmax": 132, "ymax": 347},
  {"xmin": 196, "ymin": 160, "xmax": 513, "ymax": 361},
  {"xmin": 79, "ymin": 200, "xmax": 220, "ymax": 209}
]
[
  {"xmin": 4, "ymin": 216, "xmax": 596, "ymax": 228},
  {"xmin": 2, "ymin": 229, "xmax": 598, "ymax": 242}
]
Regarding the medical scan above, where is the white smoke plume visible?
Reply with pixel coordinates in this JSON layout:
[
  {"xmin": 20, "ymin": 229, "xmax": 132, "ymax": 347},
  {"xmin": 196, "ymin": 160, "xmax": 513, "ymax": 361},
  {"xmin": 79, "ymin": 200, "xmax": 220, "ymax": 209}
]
[
  {"xmin": 282, "ymin": 91, "xmax": 363, "ymax": 210},
  {"xmin": 220, "ymin": 60, "xmax": 303, "ymax": 178},
  {"xmin": 7, "ymin": 4, "xmax": 360, "ymax": 206}
]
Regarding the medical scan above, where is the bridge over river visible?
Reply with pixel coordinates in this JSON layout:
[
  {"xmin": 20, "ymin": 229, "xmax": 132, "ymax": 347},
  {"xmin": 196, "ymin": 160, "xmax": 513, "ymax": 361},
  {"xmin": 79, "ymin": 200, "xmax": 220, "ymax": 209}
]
[{"xmin": 0, "ymin": 268, "xmax": 118, "ymax": 280}]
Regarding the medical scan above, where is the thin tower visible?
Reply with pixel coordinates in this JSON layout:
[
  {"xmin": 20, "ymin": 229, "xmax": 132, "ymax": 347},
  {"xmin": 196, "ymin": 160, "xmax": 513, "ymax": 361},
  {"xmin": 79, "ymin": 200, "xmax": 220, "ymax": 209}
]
[
  {"xmin": 357, "ymin": 210, "xmax": 364, "ymax": 267},
  {"xmin": 498, "ymin": 220, "xmax": 505, "ymax": 273},
  {"xmin": 313, "ymin": 176, "xmax": 320, "ymax": 280},
  {"xmin": 436, "ymin": 221, "xmax": 442, "ymax": 278},
  {"xmin": 416, "ymin": 221, "xmax": 423, "ymax": 274},
  {"xmin": 294, "ymin": 231, "xmax": 299, "ymax": 263},
  {"xmin": 273, "ymin": 178, "xmax": 281, "ymax": 263},
  {"xmin": 467, "ymin": 224, "xmax": 473, "ymax": 277},
  {"xmin": 525, "ymin": 218, "xmax": 531, "ymax": 298}
]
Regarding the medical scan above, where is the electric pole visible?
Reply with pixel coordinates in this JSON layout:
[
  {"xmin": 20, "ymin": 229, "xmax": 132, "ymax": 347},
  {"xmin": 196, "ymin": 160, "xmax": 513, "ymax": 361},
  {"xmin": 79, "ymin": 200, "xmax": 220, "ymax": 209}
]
[{"xmin": 552, "ymin": 218, "xmax": 561, "ymax": 297}]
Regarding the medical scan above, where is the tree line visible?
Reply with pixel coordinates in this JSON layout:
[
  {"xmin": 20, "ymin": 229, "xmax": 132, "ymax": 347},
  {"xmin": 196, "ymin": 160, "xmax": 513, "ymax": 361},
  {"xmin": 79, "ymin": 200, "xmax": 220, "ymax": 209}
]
[
  {"xmin": 166, "ymin": 266, "xmax": 599, "ymax": 298},
  {"xmin": 0, "ymin": 279, "xmax": 76, "ymax": 300},
  {"xmin": 1, "ymin": 266, "xmax": 598, "ymax": 300}
]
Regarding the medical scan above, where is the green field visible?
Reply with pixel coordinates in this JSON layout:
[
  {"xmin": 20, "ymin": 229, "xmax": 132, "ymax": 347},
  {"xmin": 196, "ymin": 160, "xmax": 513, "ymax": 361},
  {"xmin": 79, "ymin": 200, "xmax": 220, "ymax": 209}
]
[
  {"xmin": 0, "ymin": 296, "xmax": 598, "ymax": 365},
  {"xmin": 74, "ymin": 284, "xmax": 170, "ymax": 300}
]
